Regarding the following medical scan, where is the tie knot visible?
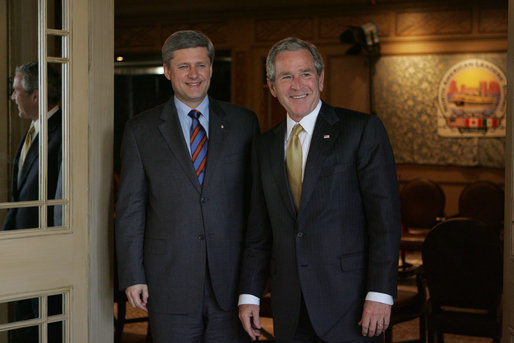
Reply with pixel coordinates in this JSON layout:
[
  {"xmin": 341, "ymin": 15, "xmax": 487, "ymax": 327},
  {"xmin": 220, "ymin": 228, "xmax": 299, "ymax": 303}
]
[
  {"xmin": 291, "ymin": 124, "xmax": 303, "ymax": 137},
  {"xmin": 188, "ymin": 109, "xmax": 202, "ymax": 120}
]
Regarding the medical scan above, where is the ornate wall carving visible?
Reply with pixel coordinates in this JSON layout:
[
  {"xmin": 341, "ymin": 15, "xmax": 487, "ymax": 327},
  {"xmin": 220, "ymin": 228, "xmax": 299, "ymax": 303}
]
[
  {"xmin": 255, "ymin": 18, "xmax": 314, "ymax": 42},
  {"xmin": 233, "ymin": 51, "xmax": 248, "ymax": 106},
  {"xmin": 319, "ymin": 13, "xmax": 391, "ymax": 39},
  {"xmin": 479, "ymin": 8, "xmax": 508, "ymax": 33},
  {"xmin": 396, "ymin": 10, "xmax": 472, "ymax": 36},
  {"xmin": 115, "ymin": 25, "xmax": 161, "ymax": 51},
  {"xmin": 162, "ymin": 23, "xmax": 228, "ymax": 45}
]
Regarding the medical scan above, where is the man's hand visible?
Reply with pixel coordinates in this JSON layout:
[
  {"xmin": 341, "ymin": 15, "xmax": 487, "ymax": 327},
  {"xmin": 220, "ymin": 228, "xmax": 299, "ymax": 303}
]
[
  {"xmin": 238, "ymin": 304, "xmax": 262, "ymax": 341},
  {"xmin": 125, "ymin": 284, "xmax": 149, "ymax": 312},
  {"xmin": 358, "ymin": 300, "xmax": 391, "ymax": 337}
]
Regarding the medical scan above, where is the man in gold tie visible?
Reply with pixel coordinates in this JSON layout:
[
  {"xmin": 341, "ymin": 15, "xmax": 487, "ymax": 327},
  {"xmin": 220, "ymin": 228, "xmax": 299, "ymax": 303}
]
[
  {"xmin": 239, "ymin": 37, "xmax": 401, "ymax": 342},
  {"xmin": 2, "ymin": 62, "xmax": 63, "ymax": 343},
  {"xmin": 2, "ymin": 61, "xmax": 62, "ymax": 231}
]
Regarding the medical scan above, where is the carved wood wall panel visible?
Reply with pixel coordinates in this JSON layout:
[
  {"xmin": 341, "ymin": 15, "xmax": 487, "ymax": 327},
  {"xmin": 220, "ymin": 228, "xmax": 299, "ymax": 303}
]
[
  {"xmin": 319, "ymin": 13, "xmax": 391, "ymax": 40},
  {"xmin": 326, "ymin": 55, "xmax": 369, "ymax": 113},
  {"xmin": 233, "ymin": 51, "xmax": 248, "ymax": 106},
  {"xmin": 115, "ymin": 25, "xmax": 161, "ymax": 51},
  {"xmin": 255, "ymin": 18, "xmax": 314, "ymax": 42},
  {"xmin": 479, "ymin": 8, "xmax": 508, "ymax": 33},
  {"xmin": 396, "ymin": 10, "xmax": 472, "ymax": 36},
  {"xmin": 162, "ymin": 23, "xmax": 228, "ymax": 45}
]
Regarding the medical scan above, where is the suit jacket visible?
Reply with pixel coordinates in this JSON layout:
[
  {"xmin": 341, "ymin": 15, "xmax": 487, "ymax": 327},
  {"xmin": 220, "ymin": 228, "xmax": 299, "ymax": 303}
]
[
  {"xmin": 239, "ymin": 102, "xmax": 401, "ymax": 342},
  {"xmin": 2, "ymin": 111, "xmax": 62, "ymax": 230},
  {"xmin": 115, "ymin": 98, "xmax": 259, "ymax": 314}
]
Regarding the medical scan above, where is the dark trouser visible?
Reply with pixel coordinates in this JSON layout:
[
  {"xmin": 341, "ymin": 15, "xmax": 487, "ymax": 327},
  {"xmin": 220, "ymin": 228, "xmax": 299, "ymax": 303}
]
[
  {"xmin": 283, "ymin": 296, "xmax": 382, "ymax": 343},
  {"xmin": 149, "ymin": 274, "xmax": 247, "ymax": 343}
]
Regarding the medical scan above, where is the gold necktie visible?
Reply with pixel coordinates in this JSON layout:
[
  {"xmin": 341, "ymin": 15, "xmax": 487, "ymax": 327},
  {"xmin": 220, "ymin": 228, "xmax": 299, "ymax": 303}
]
[
  {"xmin": 286, "ymin": 124, "xmax": 304, "ymax": 210},
  {"xmin": 21, "ymin": 124, "xmax": 35, "ymax": 165}
]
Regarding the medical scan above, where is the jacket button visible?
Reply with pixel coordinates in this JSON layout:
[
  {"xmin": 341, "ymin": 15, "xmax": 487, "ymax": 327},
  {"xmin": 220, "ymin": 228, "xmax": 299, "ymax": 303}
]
[
  {"xmin": 198, "ymin": 234, "xmax": 205, "ymax": 240},
  {"xmin": 201, "ymin": 197, "xmax": 207, "ymax": 203},
  {"xmin": 297, "ymin": 232, "xmax": 304, "ymax": 238}
]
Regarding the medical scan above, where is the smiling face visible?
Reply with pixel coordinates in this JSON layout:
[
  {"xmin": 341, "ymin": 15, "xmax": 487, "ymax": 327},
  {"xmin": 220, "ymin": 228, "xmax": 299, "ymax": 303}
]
[
  {"xmin": 268, "ymin": 49, "xmax": 324, "ymax": 122},
  {"xmin": 163, "ymin": 47, "xmax": 213, "ymax": 108},
  {"xmin": 11, "ymin": 72, "xmax": 39, "ymax": 121}
]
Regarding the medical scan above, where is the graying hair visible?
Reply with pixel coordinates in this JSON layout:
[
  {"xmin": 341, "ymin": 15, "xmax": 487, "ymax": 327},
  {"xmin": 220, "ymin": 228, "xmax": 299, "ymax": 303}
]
[
  {"xmin": 15, "ymin": 61, "xmax": 61, "ymax": 105},
  {"xmin": 266, "ymin": 37, "xmax": 324, "ymax": 82},
  {"xmin": 162, "ymin": 30, "xmax": 215, "ymax": 66}
]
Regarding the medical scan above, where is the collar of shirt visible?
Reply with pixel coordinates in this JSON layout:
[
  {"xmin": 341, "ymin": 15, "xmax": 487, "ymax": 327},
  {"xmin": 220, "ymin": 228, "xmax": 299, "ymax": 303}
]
[
  {"xmin": 285, "ymin": 100, "xmax": 321, "ymax": 142},
  {"xmin": 31, "ymin": 105, "xmax": 60, "ymax": 140}
]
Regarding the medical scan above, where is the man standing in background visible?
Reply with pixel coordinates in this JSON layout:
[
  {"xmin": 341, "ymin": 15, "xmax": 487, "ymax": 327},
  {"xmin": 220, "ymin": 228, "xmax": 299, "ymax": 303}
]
[
  {"xmin": 3, "ymin": 61, "xmax": 62, "ymax": 231},
  {"xmin": 3, "ymin": 61, "xmax": 62, "ymax": 342},
  {"xmin": 116, "ymin": 30, "xmax": 259, "ymax": 343}
]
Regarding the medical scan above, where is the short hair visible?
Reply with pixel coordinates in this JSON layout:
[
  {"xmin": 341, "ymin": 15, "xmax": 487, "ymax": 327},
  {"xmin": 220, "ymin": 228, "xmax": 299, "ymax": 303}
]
[
  {"xmin": 161, "ymin": 30, "xmax": 215, "ymax": 66},
  {"xmin": 15, "ymin": 61, "xmax": 61, "ymax": 105},
  {"xmin": 266, "ymin": 37, "xmax": 324, "ymax": 82}
]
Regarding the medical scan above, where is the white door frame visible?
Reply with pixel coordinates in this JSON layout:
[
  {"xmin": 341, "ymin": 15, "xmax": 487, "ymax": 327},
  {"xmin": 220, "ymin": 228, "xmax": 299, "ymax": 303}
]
[
  {"xmin": 0, "ymin": 0, "xmax": 114, "ymax": 341},
  {"xmin": 85, "ymin": 0, "xmax": 114, "ymax": 340}
]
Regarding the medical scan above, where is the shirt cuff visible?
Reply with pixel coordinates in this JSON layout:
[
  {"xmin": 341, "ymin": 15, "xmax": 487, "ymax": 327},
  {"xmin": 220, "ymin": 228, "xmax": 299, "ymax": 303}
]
[
  {"xmin": 365, "ymin": 292, "xmax": 394, "ymax": 305},
  {"xmin": 238, "ymin": 294, "xmax": 260, "ymax": 306}
]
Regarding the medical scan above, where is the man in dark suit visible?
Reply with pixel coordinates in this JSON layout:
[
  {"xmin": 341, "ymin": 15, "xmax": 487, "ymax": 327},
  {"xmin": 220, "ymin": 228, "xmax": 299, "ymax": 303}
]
[
  {"xmin": 238, "ymin": 37, "xmax": 401, "ymax": 342},
  {"xmin": 115, "ymin": 30, "xmax": 259, "ymax": 343},
  {"xmin": 3, "ymin": 61, "xmax": 62, "ymax": 231},
  {"xmin": 3, "ymin": 62, "xmax": 62, "ymax": 343}
]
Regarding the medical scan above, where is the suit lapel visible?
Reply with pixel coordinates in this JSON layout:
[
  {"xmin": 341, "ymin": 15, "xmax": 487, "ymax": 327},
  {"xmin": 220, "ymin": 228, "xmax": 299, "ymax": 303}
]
[
  {"xmin": 300, "ymin": 103, "xmax": 340, "ymax": 212},
  {"xmin": 158, "ymin": 100, "xmax": 201, "ymax": 192},
  {"xmin": 11, "ymin": 134, "xmax": 24, "ymax": 195},
  {"xmin": 17, "ymin": 138, "xmax": 38, "ymax": 190},
  {"xmin": 16, "ymin": 111, "xmax": 62, "ymax": 192},
  {"xmin": 268, "ymin": 121, "xmax": 297, "ymax": 219},
  {"xmin": 202, "ymin": 98, "xmax": 226, "ymax": 188}
]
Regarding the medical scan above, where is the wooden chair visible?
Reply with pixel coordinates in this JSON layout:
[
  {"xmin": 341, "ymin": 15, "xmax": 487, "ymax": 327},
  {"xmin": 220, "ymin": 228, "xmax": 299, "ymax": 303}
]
[
  {"xmin": 422, "ymin": 218, "xmax": 502, "ymax": 343},
  {"xmin": 399, "ymin": 179, "xmax": 445, "ymax": 273},
  {"xmin": 385, "ymin": 266, "xmax": 427, "ymax": 343},
  {"xmin": 458, "ymin": 181, "xmax": 504, "ymax": 234}
]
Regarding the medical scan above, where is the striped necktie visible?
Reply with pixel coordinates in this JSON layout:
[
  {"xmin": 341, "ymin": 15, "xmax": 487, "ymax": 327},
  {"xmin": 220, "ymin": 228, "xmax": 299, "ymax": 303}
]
[{"xmin": 188, "ymin": 110, "xmax": 208, "ymax": 186}]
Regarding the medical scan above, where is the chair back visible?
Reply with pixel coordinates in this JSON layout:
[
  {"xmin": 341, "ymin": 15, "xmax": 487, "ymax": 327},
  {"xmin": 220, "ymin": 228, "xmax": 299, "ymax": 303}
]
[
  {"xmin": 459, "ymin": 181, "xmax": 504, "ymax": 230},
  {"xmin": 400, "ymin": 178, "xmax": 445, "ymax": 229},
  {"xmin": 422, "ymin": 217, "xmax": 502, "ymax": 313}
]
